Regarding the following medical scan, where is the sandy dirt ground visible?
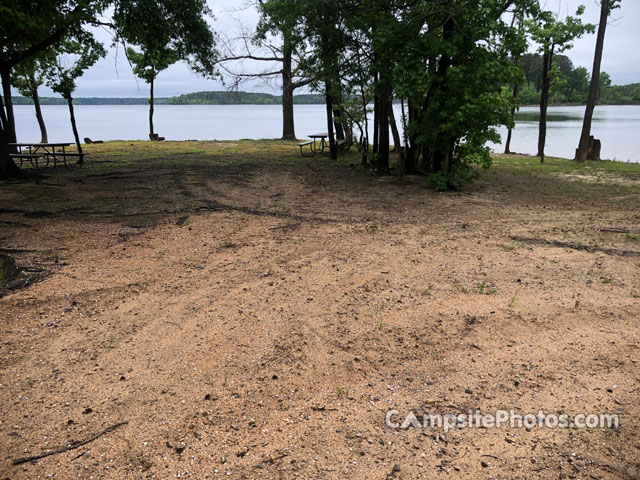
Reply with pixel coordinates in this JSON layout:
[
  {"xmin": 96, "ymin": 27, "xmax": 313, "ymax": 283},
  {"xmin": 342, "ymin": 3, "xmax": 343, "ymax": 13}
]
[{"xmin": 0, "ymin": 142, "xmax": 639, "ymax": 479}]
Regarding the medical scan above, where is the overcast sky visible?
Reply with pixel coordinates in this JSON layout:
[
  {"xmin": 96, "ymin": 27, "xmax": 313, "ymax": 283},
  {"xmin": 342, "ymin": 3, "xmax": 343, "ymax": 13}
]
[{"xmin": 29, "ymin": 0, "xmax": 640, "ymax": 98}]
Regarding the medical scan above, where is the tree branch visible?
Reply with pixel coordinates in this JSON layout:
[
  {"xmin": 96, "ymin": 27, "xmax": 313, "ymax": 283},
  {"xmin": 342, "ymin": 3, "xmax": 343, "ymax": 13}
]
[{"xmin": 217, "ymin": 54, "xmax": 283, "ymax": 63}]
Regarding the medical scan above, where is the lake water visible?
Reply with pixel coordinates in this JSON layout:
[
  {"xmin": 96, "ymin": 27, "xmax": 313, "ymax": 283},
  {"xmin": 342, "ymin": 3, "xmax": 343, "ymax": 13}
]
[{"xmin": 13, "ymin": 104, "xmax": 640, "ymax": 163}]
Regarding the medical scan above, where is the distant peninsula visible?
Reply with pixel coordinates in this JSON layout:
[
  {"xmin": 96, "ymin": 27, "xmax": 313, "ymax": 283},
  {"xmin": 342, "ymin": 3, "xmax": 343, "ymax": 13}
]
[{"xmin": 13, "ymin": 91, "xmax": 326, "ymax": 106}]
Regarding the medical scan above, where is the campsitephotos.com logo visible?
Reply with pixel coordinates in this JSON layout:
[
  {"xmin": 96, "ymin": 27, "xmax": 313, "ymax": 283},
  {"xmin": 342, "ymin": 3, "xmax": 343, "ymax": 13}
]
[{"xmin": 385, "ymin": 409, "xmax": 619, "ymax": 433}]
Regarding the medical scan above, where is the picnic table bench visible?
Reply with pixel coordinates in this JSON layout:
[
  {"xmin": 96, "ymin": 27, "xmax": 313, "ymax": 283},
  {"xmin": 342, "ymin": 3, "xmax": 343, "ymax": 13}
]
[
  {"xmin": 9, "ymin": 153, "xmax": 45, "ymax": 169},
  {"xmin": 9, "ymin": 143, "xmax": 87, "ymax": 169}
]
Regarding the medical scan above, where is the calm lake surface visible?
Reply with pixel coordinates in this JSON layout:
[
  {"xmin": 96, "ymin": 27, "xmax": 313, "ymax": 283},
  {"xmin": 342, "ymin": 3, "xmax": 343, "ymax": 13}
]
[{"xmin": 13, "ymin": 104, "xmax": 640, "ymax": 163}]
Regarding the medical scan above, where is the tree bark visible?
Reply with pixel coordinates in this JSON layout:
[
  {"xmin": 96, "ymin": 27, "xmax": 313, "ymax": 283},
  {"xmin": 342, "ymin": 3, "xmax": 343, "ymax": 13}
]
[
  {"xmin": 361, "ymin": 89, "xmax": 369, "ymax": 167},
  {"xmin": 576, "ymin": 0, "xmax": 610, "ymax": 163},
  {"xmin": 32, "ymin": 86, "xmax": 48, "ymax": 144},
  {"xmin": 372, "ymin": 88, "xmax": 379, "ymax": 155},
  {"xmin": 333, "ymin": 102, "xmax": 345, "ymax": 141},
  {"xmin": 388, "ymin": 100, "xmax": 401, "ymax": 153},
  {"xmin": 404, "ymin": 98, "xmax": 418, "ymax": 173},
  {"xmin": 149, "ymin": 76, "xmax": 155, "ymax": 138},
  {"xmin": 67, "ymin": 96, "xmax": 82, "ymax": 156},
  {"xmin": 281, "ymin": 39, "xmax": 296, "ymax": 140},
  {"xmin": 377, "ymin": 81, "xmax": 390, "ymax": 175},
  {"xmin": 332, "ymin": 88, "xmax": 345, "ymax": 141},
  {"xmin": 504, "ymin": 84, "xmax": 518, "ymax": 154},
  {"xmin": 537, "ymin": 42, "xmax": 554, "ymax": 163},
  {"xmin": 0, "ymin": 123, "xmax": 25, "ymax": 180},
  {"xmin": 1, "ymin": 67, "xmax": 17, "ymax": 143},
  {"xmin": 325, "ymin": 81, "xmax": 337, "ymax": 160}
]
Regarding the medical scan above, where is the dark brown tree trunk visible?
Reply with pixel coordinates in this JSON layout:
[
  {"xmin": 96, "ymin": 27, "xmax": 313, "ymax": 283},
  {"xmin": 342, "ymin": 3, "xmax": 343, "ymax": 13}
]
[
  {"xmin": 537, "ymin": 42, "xmax": 554, "ymax": 163},
  {"xmin": 67, "ymin": 96, "xmax": 82, "ymax": 156},
  {"xmin": 0, "ymin": 123, "xmax": 24, "ymax": 180},
  {"xmin": 281, "ymin": 41, "xmax": 296, "ymax": 140},
  {"xmin": 149, "ymin": 76, "xmax": 155, "ymax": 138},
  {"xmin": 361, "ymin": 89, "xmax": 369, "ymax": 167},
  {"xmin": 372, "ymin": 91, "xmax": 379, "ymax": 155},
  {"xmin": 576, "ymin": 0, "xmax": 610, "ymax": 163},
  {"xmin": 32, "ymin": 86, "xmax": 48, "ymax": 144},
  {"xmin": 377, "ymin": 82, "xmax": 390, "ymax": 175},
  {"xmin": 388, "ymin": 100, "xmax": 401, "ymax": 153},
  {"xmin": 504, "ymin": 84, "xmax": 518, "ymax": 154},
  {"xmin": 0, "ymin": 87, "xmax": 9, "ymax": 138},
  {"xmin": 325, "ymin": 81, "xmax": 337, "ymax": 160},
  {"xmin": 331, "ymin": 85, "xmax": 345, "ymax": 141},
  {"xmin": 1, "ymin": 67, "xmax": 17, "ymax": 143},
  {"xmin": 333, "ymin": 104, "xmax": 345, "ymax": 141},
  {"xmin": 505, "ymin": 10, "xmax": 522, "ymax": 156},
  {"xmin": 404, "ymin": 98, "xmax": 418, "ymax": 173},
  {"xmin": 425, "ymin": 18, "xmax": 454, "ymax": 173}
]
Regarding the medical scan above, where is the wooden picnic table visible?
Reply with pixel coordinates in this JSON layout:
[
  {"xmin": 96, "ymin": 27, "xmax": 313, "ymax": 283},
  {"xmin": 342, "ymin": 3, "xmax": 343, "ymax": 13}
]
[{"xmin": 9, "ymin": 142, "xmax": 83, "ymax": 169}]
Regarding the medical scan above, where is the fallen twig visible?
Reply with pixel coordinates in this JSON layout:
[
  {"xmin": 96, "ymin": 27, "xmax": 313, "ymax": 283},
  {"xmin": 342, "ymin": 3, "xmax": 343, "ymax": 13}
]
[
  {"xmin": 70, "ymin": 450, "xmax": 90, "ymax": 462},
  {"xmin": 481, "ymin": 454, "xmax": 499, "ymax": 460},
  {"xmin": 12, "ymin": 422, "xmax": 128, "ymax": 466},
  {"xmin": 600, "ymin": 228, "xmax": 630, "ymax": 234}
]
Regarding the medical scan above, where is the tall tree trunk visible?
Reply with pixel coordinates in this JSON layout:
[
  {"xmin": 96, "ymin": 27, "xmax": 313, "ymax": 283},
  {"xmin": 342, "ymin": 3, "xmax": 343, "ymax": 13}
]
[
  {"xmin": 281, "ymin": 40, "xmax": 296, "ymax": 140},
  {"xmin": 149, "ymin": 76, "xmax": 155, "ymax": 138},
  {"xmin": 425, "ymin": 17, "xmax": 454, "ymax": 173},
  {"xmin": 504, "ymin": 84, "xmax": 518, "ymax": 154},
  {"xmin": 401, "ymin": 98, "xmax": 415, "ymax": 173},
  {"xmin": 576, "ymin": 0, "xmax": 610, "ymax": 163},
  {"xmin": 333, "ymin": 102, "xmax": 345, "ymax": 141},
  {"xmin": 332, "ymin": 87, "xmax": 345, "ymax": 141},
  {"xmin": 325, "ymin": 81, "xmax": 337, "ymax": 160},
  {"xmin": 1, "ymin": 67, "xmax": 17, "ymax": 144},
  {"xmin": 361, "ymin": 89, "xmax": 369, "ymax": 167},
  {"xmin": 0, "ymin": 88, "xmax": 9, "ymax": 138},
  {"xmin": 405, "ymin": 98, "xmax": 419, "ymax": 173},
  {"xmin": 537, "ymin": 43, "xmax": 554, "ymax": 163},
  {"xmin": 0, "ymin": 123, "xmax": 25, "ymax": 180},
  {"xmin": 32, "ymin": 86, "xmax": 48, "ymax": 144},
  {"xmin": 67, "ymin": 95, "xmax": 82, "ymax": 156},
  {"xmin": 377, "ymin": 82, "xmax": 390, "ymax": 175},
  {"xmin": 372, "ymin": 88, "xmax": 379, "ymax": 155},
  {"xmin": 388, "ymin": 100, "xmax": 401, "ymax": 153},
  {"xmin": 505, "ymin": 10, "xmax": 522, "ymax": 156}
]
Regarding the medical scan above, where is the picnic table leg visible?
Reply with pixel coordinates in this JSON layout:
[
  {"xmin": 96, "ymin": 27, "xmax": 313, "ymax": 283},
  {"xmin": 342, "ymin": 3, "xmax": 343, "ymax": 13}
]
[{"xmin": 27, "ymin": 146, "xmax": 36, "ymax": 169}]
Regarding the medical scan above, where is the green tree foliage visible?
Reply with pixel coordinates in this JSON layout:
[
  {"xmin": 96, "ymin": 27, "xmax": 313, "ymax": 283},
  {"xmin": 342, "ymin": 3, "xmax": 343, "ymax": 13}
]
[
  {"xmin": 47, "ymin": 38, "xmax": 106, "ymax": 101},
  {"xmin": 11, "ymin": 51, "xmax": 56, "ymax": 142},
  {"xmin": 113, "ymin": 0, "xmax": 218, "ymax": 77},
  {"xmin": 261, "ymin": 0, "xmax": 545, "ymax": 187},
  {"xmin": 46, "ymin": 37, "xmax": 106, "ymax": 155},
  {"xmin": 114, "ymin": 0, "xmax": 218, "ymax": 138},
  {"xmin": 514, "ymin": 53, "xmax": 634, "ymax": 105},
  {"xmin": 528, "ymin": 5, "xmax": 593, "ymax": 161}
]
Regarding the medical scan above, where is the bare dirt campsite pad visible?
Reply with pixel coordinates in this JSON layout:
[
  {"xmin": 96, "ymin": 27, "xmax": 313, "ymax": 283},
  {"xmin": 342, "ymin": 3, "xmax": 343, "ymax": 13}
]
[{"xmin": 1, "ymin": 141, "xmax": 639, "ymax": 479}]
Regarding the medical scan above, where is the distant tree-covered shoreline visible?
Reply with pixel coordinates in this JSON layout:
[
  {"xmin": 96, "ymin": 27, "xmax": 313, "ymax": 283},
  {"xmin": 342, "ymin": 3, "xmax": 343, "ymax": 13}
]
[
  {"xmin": 13, "ymin": 91, "xmax": 327, "ymax": 105},
  {"xmin": 517, "ymin": 53, "xmax": 640, "ymax": 105},
  {"xmin": 13, "ymin": 85, "xmax": 639, "ymax": 106}
]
